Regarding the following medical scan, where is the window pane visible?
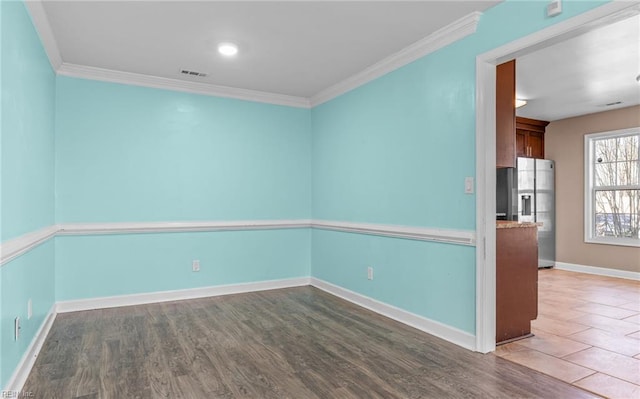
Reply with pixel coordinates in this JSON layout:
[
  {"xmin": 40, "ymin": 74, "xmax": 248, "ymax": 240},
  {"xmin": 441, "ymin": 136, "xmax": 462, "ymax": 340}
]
[
  {"xmin": 594, "ymin": 137, "xmax": 617, "ymax": 163},
  {"xmin": 595, "ymin": 162, "xmax": 616, "ymax": 187},
  {"xmin": 617, "ymin": 161, "xmax": 640, "ymax": 186},
  {"xmin": 617, "ymin": 135, "xmax": 639, "ymax": 161},
  {"xmin": 594, "ymin": 189, "xmax": 640, "ymax": 238}
]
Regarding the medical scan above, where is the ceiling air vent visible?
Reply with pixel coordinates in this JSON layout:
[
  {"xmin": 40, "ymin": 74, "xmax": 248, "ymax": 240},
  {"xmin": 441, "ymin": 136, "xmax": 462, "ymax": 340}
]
[
  {"xmin": 604, "ymin": 101, "xmax": 622, "ymax": 107},
  {"xmin": 180, "ymin": 69, "xmax": 208, "ymax": 78}
]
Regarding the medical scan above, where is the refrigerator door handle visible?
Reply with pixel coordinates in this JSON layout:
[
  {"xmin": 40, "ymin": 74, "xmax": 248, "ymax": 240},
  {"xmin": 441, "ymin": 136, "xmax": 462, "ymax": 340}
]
[{"xmin": 521, "ymin": 195, "xmax": 532, "ymax": 216}]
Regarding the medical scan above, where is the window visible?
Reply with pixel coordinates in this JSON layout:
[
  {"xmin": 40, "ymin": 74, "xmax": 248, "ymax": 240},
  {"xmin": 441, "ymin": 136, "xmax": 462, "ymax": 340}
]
[{"xmin": 585, "ymin": 127, "xmax": 640, "ymax": 247}]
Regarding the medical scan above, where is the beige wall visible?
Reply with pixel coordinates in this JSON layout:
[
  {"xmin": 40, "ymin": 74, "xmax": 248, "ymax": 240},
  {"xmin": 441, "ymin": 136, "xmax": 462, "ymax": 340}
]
[{"xmin": 545, "ymin": 105, "xmax": 640, "ymax": 273}]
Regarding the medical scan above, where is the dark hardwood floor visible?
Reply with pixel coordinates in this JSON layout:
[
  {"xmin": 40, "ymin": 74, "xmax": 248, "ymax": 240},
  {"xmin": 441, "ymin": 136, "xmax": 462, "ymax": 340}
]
[{"xmin": 23, "ymin": 287, "xmax": 600, "ymax": 398}]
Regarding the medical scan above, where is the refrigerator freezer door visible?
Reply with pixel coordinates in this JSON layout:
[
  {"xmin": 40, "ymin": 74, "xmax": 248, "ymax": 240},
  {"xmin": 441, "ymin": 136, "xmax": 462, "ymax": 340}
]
[{"xmin": 536, "ymin": 159, "xmax": 556, "ymax": 268}]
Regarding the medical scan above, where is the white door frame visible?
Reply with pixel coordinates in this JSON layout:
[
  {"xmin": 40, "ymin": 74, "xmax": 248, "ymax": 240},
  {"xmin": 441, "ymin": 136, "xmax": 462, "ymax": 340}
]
[{"xmin": 474, "ymin": 0, "xmax": 640, "ymax": 353}]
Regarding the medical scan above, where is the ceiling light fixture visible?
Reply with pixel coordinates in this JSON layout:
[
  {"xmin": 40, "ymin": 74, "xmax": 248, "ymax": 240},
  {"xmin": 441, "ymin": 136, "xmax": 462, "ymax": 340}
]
[
  {"xmin": 218, "ymin": 42, "xmax": 238, "ymax": 57},
  {"xmin": 515, "ymin": 99, "xmax": 527, "ymax": 108}
]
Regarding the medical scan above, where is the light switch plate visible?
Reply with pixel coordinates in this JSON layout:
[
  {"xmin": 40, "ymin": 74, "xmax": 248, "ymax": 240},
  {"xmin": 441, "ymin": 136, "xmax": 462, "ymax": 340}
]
[{"xmin": 464, "ymin": 177, "xmax": 474, "ymax": 194}]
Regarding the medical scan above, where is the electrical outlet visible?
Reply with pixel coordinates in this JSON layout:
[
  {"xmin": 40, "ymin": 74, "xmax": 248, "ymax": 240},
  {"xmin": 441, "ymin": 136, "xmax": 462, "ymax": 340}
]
[
  {"xmin": 367, "ymin": 266, "xmax": 374, "ymax": 280},
  {"xmin": 27, "ymin": 298, "xmax": 32, "ymax": 319},
  {"xmin": 192, "ymin": 260, "xmax": 200, "ymax": 272},
  {"xmin": 546, "ymin": 0, "xmax": 562, "ymax": 17}
]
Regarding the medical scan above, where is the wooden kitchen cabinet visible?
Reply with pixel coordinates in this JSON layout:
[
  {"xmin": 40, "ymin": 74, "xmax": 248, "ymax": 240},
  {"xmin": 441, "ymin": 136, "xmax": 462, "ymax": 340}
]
[
  {"xmin": 496, "ymin": 60, "xmax": 516, "ymax": 168},
  {"xmin": 516, "ymin": 117, "xmax": 549, "ymax": 159}
]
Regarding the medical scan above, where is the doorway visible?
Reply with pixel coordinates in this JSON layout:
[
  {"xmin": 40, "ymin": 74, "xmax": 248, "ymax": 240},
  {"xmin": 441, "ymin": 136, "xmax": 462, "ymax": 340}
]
[{"xmin": 474, "ymin": 1, "xmax": 640, "ymax": 353}]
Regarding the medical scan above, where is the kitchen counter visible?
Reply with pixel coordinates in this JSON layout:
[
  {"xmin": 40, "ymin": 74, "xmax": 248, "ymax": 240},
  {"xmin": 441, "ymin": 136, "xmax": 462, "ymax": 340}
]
[{"xmin": 496, "ymin": 221, "xmax": 542, "ymax": 229}]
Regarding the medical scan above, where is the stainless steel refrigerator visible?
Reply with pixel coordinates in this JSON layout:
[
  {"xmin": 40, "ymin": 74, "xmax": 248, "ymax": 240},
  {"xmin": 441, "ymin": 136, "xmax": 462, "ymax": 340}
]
[{"xmin": 496, "ymin": 157, "xmax": 555, "ymax": 268}]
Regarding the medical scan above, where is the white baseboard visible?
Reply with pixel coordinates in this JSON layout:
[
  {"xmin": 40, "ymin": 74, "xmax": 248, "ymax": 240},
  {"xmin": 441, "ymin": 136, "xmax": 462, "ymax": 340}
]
[
  {"xmin": 555, "ymin": 262, "xmax": 640, "ymax": 281},
  {"xmin": 309, "ymin": 277, "xmax": 476, "ymax": 351},
  {"xmin": 4, "ymin": 304, "xmax": 57, "ymax": 393},
  {"xmin": 56, "ymin": 277, "xmax": 311, "ymax": 313}
]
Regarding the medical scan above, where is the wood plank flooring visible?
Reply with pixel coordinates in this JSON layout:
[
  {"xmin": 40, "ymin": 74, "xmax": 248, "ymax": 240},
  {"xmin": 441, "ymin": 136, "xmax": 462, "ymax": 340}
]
[{"xmin": 23, "ymin": 287, "xmax": 599, "ymax": 398}]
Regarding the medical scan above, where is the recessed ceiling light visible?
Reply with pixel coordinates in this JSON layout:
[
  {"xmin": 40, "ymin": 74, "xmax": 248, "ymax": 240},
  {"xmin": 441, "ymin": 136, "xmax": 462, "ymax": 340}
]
[
  {"xmin": 218, "ymin": 42, "xmax": 238, "ymax": 57},
  {"xmin": 515, "ymin": 99, "xmax": 527, "ymax": 108}
]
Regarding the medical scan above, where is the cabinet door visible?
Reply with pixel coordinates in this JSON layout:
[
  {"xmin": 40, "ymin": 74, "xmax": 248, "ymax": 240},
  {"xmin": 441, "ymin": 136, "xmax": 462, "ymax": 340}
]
[
  {"xmin": 496, "ymin": 60, "xmax": 516, "ymax": 168},
  {"xmin": 516, "ymin": 129, "xmax": 527, "ymax": 158},
  {"xmin": 528, "ymin": 131, "xmax": 544, "ymax": 159}
]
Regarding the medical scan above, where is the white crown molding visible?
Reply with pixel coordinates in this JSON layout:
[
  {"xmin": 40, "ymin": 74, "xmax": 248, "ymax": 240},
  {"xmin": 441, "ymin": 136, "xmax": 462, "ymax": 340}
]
[
  {"xmin": 555, "ymin": 262, "xmax": 640, "ymax": 281},
  {"xmin": 4, "ymin": 304, "xmax": 57, "ymax": 394},
  {"xmin": 0, "ymin": 225, "xmax": 59, "ymax": 266},
  {"xmin": 58, "ymin": 219, "xmax": 313, "ymax": 235},
  {"xmin": 312, "ymin": 220, "xmax": 476, "ymax": 246},
  {"xmin": 310, "ymin": 278, "xmax": 476, "ymax": 351},
  {"xmin": 57, "ymin": 63, "xmax": 311, "ymax": 108},
  {"xmin": 309, "ymin": 11, "xmax": 482, "ymax": 107},
  {"xmin": 56, "ymin": 277, "xmax": 311, "ymax": 313},
  {"xmin": 24, "ymin": 0, "xmax": 63, "ymax": 71}
]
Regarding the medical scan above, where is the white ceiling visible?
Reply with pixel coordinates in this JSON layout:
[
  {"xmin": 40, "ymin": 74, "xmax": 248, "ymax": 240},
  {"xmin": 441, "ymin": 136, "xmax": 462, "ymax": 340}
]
[
  {"xmin": 39, "ymin": 1, "xmax": 499, "ymax": 100},
  {"xmin": 516, "ymin": 13, "xmax": 640, "ymax": 122}
]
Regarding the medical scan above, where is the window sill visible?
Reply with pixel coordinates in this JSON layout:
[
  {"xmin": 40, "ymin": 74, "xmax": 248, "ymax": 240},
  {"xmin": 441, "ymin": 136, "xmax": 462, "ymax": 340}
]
[{"xmin": 585, "ymin": 237, "xmax": 640, "ymax": 248}]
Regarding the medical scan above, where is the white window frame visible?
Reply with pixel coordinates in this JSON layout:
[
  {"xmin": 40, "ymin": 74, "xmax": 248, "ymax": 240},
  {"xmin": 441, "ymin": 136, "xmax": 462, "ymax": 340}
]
[{"xmin": 584, "ymin": 127, "xmax": 640, "ymax": 247}]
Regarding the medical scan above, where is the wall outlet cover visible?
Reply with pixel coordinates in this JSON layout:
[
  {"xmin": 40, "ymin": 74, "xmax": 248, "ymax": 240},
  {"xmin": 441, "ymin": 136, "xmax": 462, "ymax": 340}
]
[{"xmin": 546, "ymin": 0, "xmax": 562, "ymax": 17}]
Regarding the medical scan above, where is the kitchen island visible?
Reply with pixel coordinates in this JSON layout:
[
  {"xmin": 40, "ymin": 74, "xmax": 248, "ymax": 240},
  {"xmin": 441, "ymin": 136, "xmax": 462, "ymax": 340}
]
[{"xmin": 496, "ymin": 221, "xmax": 540, "ymax": 344}]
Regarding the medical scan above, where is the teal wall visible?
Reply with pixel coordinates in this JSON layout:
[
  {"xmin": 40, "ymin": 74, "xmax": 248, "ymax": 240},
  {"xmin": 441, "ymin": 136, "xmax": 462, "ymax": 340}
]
[
  {"xmin": 55, "ymin": 230, "xmax": 310, "ymax": 301},
  {"xmin": 0, "ymin": 1, "xmax": 56, "ymax": 388},
  {"xmin": 1, "ymin": 243, "xmax": 55, "ymax": 388},
  {"xmin": 310, "ymin": 0, "xmax": 606, "ymax": 334},
  {"xmin": 55, "ymin": 76, "xmax": 312, "ymax": 223},
  {"xmin": 1, "ymin": 2, "xmax": 55, "ymax": 240},
  {"xmin": 54, "ymin": 76, "xmax": 312, "ymax": 301},
  {"xmin": 0, "ymin": 0, "xmax": 4, "ymax": 385}
]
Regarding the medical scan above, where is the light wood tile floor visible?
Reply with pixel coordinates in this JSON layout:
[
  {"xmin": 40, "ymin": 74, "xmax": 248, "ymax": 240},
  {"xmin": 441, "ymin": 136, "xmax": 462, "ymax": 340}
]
[
  {"xmin": 496, "ymin": 269, "xmax": 640, "ymax": 399},
  {"xmin": 23, "ymin": 286, "xmax": 599, "ymax": 398}
]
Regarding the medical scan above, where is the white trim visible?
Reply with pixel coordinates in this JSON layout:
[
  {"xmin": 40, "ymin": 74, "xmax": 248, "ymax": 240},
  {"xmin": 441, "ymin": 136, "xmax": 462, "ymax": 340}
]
[
  {"xmin": 56, "ymin": 277, "xmax": 311, "ymax": 313},
  {"xmin": 309, "ymin": 12, "xmax": 481, "ymax": 107},
  {"xmin": 1, "ymin": 220, "xmax": 475, "ymax": 267},
  {"xmin": 58, "ymin": 219, "xmax": 313, "ymax": 235},
  {"xmin": 555, "ymin": 262, "xmax": 640, "ymax": 281},
  {"xmin": 0, "ymin": 225, "xmax": 59, "ymax": 266},
  {"xmin": 310, "ymin": 278, "xmax": 476, "ymax": 351},
  {"xmin": 312, "ymin": 220, "xmax": 476, "ymax": 246},
  {"xmin": 24, "ymin": 1, "xmax": 63, "ymax": 71},
  {"xmin": 475, "ymin": 1, "xmax": 640, "ymax": 355},
  {"xmin": 57, "ymin": 63, "xmax": 311, "ymax": 109},
  {"xmin": 475, "ymin": 58, "xmax": 497, "ymax": 354},
  {"xmin": 4, "ymin": 305, "xmax": 57, "ymax": 394}
]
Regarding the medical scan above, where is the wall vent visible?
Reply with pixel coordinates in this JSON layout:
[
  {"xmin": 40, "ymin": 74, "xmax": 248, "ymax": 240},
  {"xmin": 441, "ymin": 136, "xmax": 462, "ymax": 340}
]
[{"xmin": 180, "ymin": 69, "xmax": 208, "ymax": 78}]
